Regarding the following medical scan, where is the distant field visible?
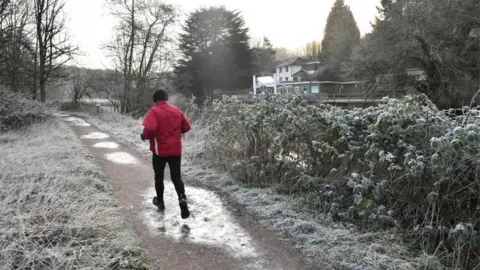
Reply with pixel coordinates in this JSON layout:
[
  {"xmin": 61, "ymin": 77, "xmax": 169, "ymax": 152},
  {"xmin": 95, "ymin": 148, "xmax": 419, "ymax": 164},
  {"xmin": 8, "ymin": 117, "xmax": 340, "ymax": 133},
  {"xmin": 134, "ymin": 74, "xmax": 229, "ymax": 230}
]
[{"xmin": 83, "ymin": 98, "xmax": 114, "ymax": 105}]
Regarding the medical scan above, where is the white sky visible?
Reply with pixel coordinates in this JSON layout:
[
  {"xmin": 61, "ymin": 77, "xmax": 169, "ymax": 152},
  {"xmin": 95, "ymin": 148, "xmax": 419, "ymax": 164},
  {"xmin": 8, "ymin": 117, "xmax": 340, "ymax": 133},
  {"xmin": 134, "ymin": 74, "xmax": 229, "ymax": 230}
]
[{"xmin": 64, "ymin": 0, "xmax": 381, "ymax": 69}]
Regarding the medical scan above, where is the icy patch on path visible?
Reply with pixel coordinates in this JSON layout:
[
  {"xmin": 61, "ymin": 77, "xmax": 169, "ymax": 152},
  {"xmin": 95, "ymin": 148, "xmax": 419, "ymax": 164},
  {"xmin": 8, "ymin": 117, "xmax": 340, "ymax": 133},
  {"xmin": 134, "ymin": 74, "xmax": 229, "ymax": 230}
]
[
  {"xmin": 63, "ymin": 116, "xmax": 91, "ymax": 127},
  {"xmin": 81, "ymin": 132, "xmax": 110, "ymax": 139},
  {"xmin": 93, "ymin": 142, "xmax": 119, "ymax": 149},
  {"xmin": 105, "ymin": 152, "xmax": 138, "ymax": 164},
  {"xmin": 141, "ymin": 186, "xmax": 259, "ymax": 260},
  {"xmin": 53, "ymin": 112, "xmax": 70, "ymax": 117}
]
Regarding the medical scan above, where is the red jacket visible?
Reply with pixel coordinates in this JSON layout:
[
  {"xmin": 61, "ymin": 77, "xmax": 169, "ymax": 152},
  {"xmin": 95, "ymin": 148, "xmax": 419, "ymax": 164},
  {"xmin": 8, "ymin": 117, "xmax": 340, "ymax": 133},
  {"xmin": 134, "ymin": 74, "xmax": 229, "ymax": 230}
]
[{"xmin": 141, "ymin": 101, "xmax": 191, "ymax": 157}]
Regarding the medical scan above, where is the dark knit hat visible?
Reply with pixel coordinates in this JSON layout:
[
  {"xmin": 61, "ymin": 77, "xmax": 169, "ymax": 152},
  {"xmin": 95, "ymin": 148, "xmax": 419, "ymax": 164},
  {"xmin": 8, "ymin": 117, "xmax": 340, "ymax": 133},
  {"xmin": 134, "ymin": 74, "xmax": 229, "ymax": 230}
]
[{"xmin": 153, "ymin": 89, "xmax": 168, "ymax": 102}]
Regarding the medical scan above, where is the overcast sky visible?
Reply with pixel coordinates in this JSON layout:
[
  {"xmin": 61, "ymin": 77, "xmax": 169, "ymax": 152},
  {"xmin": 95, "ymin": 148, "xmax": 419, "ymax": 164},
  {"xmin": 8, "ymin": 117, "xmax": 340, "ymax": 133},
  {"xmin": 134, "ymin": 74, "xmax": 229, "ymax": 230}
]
[{"xmin": 64, "ymin": 0, "xmax": 381, "ymax": 69}]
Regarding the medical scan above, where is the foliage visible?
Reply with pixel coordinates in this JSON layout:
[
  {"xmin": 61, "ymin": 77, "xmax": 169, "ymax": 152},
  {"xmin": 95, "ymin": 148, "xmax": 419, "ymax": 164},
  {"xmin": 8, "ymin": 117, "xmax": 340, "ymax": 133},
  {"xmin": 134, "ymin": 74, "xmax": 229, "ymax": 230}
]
[
  {"xmin": 320, "ymin": 0, "xmax": 360, "ymax": 80},
  {"xmin": 202, "ymin": 94, "xmax": 480, "ymax": 269},
  {"xmin": 174, "ymin": 6, "xmax": 254, "ymax": 104},
  {"xmin": 252, "ymin": 37, "xmax": 276, "ymax": 74},
  {"xmin": 346, "ymin": 0, "xmax": 480, "ymax": 109},
  {"xmin": 0, "ymin": 88, "xmax": 52, "ymax": 131}
]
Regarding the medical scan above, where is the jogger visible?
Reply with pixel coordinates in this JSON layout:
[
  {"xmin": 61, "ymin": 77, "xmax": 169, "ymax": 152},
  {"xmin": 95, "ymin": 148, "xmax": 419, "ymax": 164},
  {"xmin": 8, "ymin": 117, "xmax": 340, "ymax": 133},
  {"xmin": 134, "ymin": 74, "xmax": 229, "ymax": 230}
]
[{"xmin": 141, "ymin": 89, "xmax": 192, "ymax": 219}]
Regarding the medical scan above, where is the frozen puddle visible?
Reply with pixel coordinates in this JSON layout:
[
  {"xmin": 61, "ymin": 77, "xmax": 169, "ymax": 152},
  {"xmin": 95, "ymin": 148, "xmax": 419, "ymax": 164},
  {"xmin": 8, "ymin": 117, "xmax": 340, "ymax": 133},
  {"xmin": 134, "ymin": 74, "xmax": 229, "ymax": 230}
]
[
  {"xmin": 93, "ymin": 142, "xmax": 119, "ymax": 149},
  {"xmin": 53, "ymin": 113, "xmax": 70, "ymax": 117},
  {"xmin": 81, "ymin": 132, "xmax": 110, "ymax": 139},
  {"xmin": 63, "ymin": 117, "xmax": 91, "ymax": 127},
  {"xmin": 141, "ymin": 185, "xmax": 259, "ymax": 259},
  {"xmin": 105, "ymin": 152, "xmax": 138, "ymax": 164}
]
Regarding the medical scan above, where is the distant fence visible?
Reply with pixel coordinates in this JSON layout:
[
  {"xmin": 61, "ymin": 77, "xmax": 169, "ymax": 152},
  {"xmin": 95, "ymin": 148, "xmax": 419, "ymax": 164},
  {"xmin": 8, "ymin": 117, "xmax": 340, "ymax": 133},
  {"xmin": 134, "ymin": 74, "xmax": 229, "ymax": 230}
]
[
  {"xmin": 232, "ymin": 91, "xmax": 407, "ymax": 105},
  {"xmin": 322, "ymin": 91, "xmax": 406, "ymax": 104}
]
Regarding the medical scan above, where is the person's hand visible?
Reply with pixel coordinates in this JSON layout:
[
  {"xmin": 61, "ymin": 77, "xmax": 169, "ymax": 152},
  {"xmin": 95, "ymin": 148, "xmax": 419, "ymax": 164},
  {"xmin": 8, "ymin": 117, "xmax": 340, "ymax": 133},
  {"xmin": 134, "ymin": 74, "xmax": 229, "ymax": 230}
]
[{"xmin": 140, "ymin": 133, "xmax": 145, "ymax": 141}]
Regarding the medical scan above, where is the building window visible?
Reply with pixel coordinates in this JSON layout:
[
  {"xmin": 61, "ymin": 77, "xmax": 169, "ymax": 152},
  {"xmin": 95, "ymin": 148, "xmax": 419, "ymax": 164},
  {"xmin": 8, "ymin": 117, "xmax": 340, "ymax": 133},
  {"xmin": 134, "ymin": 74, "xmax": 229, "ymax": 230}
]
[
  {"xmin": 293, "ymin": 77, "xmax": 298, "ymax": 82},
  {"xmin": 285, "ymin": 77, "xmax": 288, "ymax": 81},
  {"xmin": 297, "ymin": 76, "xmax": 301, "ymax": 81}
]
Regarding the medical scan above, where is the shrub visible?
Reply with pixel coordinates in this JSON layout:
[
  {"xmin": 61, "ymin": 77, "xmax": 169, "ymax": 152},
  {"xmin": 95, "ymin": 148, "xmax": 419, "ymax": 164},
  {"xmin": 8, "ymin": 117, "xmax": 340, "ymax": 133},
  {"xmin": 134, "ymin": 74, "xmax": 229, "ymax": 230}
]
[
  {"xmin": 0, "ymin": 89, "xmax": 52, "ymax": 131},
  {"xmin": 200, "ymin": 93, "xmax": 480, "ymax": 269}
]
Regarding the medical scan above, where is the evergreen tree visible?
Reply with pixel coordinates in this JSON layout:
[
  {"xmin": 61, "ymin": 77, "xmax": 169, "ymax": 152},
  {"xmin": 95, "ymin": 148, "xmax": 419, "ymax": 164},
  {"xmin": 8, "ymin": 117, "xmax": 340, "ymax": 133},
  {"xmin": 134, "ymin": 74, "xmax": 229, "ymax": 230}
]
[
  {"xmin": 320, "ymin": 0, "xmax": 360, "ymax": 80},
  {"xmin": 252, "ymin": 37, "xmax": 276, "ymax": 75},
  {"xmin": 174, "ymin": 6, "xmax": 254, "ymax": 102},
  {"xmin": 347, "ymin": 0, "xmax": 479, "ymax": 109}
]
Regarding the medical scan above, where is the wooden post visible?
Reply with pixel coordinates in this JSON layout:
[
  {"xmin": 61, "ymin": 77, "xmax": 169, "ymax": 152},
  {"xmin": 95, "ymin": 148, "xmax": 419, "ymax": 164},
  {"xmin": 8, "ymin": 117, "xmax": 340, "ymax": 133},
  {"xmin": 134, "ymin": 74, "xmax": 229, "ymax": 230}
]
[
  {"xmin": 253, "ymin": 75, "xmax": 257, "ymax": 95},
  {"xmin": 273, "ymin": 73, "xmax": 278, "ymax": 94}
]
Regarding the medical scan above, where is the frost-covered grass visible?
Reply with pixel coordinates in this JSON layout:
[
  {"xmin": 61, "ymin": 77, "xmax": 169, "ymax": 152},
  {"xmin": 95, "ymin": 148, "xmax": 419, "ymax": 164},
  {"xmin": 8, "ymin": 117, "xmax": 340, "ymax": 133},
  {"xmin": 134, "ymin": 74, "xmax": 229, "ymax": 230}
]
[
  {"xmin": 0, "ymin": 120, "xmax": 148, "ymax": 269},
  {"xmin": 181, "ymin": 165, "xmax": 435, "ymax": 270},
  {"xmin": 68, "ymin": 106, "xmax": 445, "ymax": 269}
]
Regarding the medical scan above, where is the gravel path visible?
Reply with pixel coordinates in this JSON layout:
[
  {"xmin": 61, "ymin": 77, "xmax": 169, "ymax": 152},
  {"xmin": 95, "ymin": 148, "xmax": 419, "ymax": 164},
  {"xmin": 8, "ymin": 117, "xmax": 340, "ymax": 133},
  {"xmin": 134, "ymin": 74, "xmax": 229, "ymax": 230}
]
[{"xmin": 58, "ymin": 113, "xmax": 323, "ymax": 270}]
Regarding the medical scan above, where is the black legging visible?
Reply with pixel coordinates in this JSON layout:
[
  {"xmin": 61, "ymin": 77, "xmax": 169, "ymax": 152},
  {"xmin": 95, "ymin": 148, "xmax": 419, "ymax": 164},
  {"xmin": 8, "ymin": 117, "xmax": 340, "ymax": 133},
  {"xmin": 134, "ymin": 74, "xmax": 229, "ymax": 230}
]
[{"xmin": 152, "ymin": 155, "xmax": 186, "ymax": 201}]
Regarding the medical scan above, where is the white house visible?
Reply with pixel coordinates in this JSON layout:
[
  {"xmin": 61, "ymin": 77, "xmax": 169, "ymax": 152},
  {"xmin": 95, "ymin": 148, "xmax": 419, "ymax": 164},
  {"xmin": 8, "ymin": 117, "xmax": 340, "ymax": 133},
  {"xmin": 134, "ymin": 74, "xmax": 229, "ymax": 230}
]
[
  {"xmin": 256, "ymin": 76, "xmax": 275, "ymax": 88},
  {"xmin": 469, "ymin": 28, "xmax": 480, "ymax": 39},
  {"xmin": 275, "ymin": 57, "xmax": 321, "ymax": 83},
  {"xmin": 405, "ymin": 67, "xmax": 426, "ymax": 81}
]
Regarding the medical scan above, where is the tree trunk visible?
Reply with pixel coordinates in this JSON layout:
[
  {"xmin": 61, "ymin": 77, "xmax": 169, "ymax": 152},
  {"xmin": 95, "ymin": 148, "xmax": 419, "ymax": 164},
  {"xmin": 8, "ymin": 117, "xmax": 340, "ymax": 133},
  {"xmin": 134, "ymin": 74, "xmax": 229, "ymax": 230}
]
[
  {"xmin": 35, "ymin": 0, "xmax": 46, "ymax": 102},
  {"xmin": 32, "ymin": 16, "xmax": 39, "ymax": 100},
  {"xmin": 39, "ymin": 57, "xmax": 46, "ymax": 102}
]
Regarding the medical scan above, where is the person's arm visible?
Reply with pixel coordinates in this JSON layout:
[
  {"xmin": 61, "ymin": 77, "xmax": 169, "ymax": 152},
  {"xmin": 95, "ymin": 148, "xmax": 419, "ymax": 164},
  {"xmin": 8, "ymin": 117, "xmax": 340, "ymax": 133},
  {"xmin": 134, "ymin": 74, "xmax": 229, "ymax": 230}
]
[
  {"xmin": 181, "ymin": 112, "xmax": 191, "ymax": 134},
  {"xmin": 141, "ymin": 109, "xmax": 157, "ymax": 140}
]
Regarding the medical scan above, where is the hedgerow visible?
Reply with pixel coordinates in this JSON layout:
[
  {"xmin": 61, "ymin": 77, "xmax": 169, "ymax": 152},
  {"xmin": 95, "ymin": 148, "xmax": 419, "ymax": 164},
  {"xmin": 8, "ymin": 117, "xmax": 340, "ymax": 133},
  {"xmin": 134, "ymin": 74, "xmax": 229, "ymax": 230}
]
[
  {"xmin": 0, "ymin": 88, "xmax": 52, "ymax": 131},
  {"xmin": 202, "ymin": 93, "xmax": 480, "ymax": 269}
]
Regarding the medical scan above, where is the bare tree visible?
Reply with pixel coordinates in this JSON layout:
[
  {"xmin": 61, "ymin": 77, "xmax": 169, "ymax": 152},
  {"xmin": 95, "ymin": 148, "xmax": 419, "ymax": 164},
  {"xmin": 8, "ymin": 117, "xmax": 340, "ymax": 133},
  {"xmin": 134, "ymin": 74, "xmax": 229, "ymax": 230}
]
[
  {"xmin": 102, "ymin": 69, "xmax": 122, "ymax": 112},
  {"xmin": 0, "ymin": 0, "xmax": 14, "ymax": 67},
  {"xmin": 105, "ymin": 0, "xmax": 177, "ymax": 113},
  {"xmin": 0, "ymin": 0, "xmax": 10, "ymax": 17},
  {"xmin": 67, "ymin": 66, "xmax": 93, "ymax": 107},
  {"xmin": 303, "ymin": 40, "xmax": 322, "ymax": 61},
  {"xmin": 274, "ymin": 47, "xmax": 294, "ymax": 59},
  {"xmin": 33, "ymin": 0, "xmax": 77, "ymax": 102},
  {"xmin": 0, "ymin": 1, "xmax": 35, "ymax": 93},
  {"xmin": 0, "ymin": 0, "xmax": 37, "ymax": 95}
]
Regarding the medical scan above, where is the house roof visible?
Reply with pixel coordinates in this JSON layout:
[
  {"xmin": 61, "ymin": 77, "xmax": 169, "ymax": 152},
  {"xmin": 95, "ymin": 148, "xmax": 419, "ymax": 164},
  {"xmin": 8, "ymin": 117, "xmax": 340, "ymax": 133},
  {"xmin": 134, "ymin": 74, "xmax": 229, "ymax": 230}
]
[
  {"xmin": 292, "ymin": 69, "xmax": 309, "ymax": 77},
  {"xmin": 276, "ymin": 57, "xmax": 307, "ymax": 68},
  {"xmin": 405, "ymin": 67, "xmax": 425, "ymax": 72},
  {"xmin": 469, "ymin": 28, "xmax": 480, "ymax": 38}
]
